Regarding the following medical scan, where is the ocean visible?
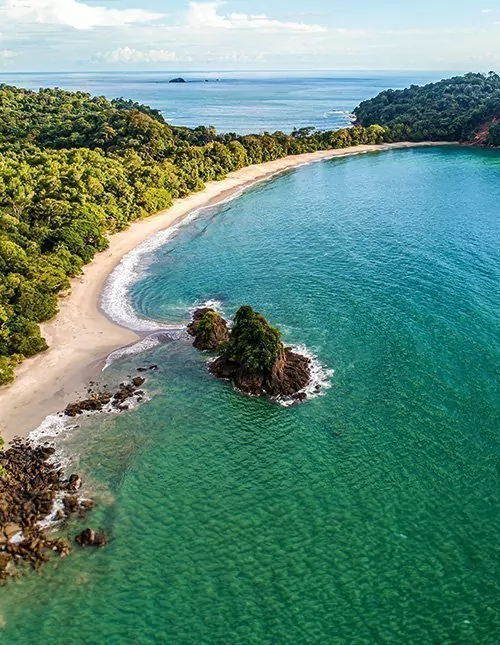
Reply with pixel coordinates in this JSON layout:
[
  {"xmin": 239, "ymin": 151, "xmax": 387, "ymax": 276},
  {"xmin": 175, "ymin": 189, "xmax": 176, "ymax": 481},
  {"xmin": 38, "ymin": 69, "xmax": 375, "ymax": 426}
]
[
  {"xmin": 1, "ymin": 145, "xmax": 499, "ymax": 643},
  {"xmin": 0, "ymin": 70, "xmax": 447, "ymax": 134}
]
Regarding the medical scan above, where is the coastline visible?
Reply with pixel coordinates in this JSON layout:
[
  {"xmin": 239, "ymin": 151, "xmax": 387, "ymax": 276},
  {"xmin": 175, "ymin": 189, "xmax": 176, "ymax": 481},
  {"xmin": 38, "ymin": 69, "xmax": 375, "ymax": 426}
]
[{"xmin": 0, "ymin": 141, "xmax": 453, "ymax": 443}]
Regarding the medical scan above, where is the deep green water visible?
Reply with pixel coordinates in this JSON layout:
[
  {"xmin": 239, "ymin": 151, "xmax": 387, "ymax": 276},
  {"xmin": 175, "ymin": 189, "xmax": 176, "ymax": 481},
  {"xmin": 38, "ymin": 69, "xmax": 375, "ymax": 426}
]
[{"xmin": 2, "ymin": 147, "xmax": 500, "ymax": 644}]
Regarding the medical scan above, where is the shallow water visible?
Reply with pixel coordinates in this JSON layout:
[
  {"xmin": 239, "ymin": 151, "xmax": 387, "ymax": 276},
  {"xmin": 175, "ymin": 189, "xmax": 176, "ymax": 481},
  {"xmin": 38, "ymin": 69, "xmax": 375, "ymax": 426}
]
[{"xmin": 1, "ymin": 147, "xmax": 499, "ymax": 644}]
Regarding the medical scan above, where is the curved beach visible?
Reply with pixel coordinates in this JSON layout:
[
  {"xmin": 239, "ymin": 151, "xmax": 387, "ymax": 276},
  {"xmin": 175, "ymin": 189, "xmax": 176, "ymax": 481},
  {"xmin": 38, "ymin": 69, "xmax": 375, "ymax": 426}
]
[{"xmin": 0, "ymin": 142, "xmax": 451, "ymax": 443}]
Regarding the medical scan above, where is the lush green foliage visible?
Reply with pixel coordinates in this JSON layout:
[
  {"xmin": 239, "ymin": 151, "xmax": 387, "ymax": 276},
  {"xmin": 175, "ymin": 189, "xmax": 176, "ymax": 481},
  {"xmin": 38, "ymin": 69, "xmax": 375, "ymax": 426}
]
[
  {"xmin": 355, "ymin": 72, "xmax": 500, "ymax": 143},
  {"xmin": 194, "ymin": 310, "xmax": 224, "ymax": 345},
  {"xmin": 0, "ymin": 84, "xmax": 391, "ymax": 383},
  {"xmin": 486, "ymin": 123, "xmax": 500, "ymax": 146},
  {"xmin": 223, "ymin": 306, "xmax": 283, "ymax": 374}
]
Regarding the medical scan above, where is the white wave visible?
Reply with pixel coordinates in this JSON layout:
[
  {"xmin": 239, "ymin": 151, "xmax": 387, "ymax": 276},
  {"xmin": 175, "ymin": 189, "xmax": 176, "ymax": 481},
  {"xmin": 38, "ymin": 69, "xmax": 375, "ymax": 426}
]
[
  {"xmin": 103, "ymin": 335, "xmax": 163, "ymax": 370},
  {"xmin": 36, "ymin": 493, "xmax": 66, "ymax": 531},
  {"xmin": 277, "ymin": 344, "xmax": 334, "ymax": 407},
  {"xmin": 189, "ymin": 299, "xmax": 225, "ymax": 316},
  {"xmin": 101, "ymin": 208, "xmax": 203, "ymax": 332},
  {"xmin": 28, "ymin": 413, "xmax": 74, "ymax": 444},
  {"xmin": 101, "ymin": 170, "xmax": 307, "ymax": 334},
  {"xmin": 103, "ymin": 328, "xmax": 188, "ymax": 370}
]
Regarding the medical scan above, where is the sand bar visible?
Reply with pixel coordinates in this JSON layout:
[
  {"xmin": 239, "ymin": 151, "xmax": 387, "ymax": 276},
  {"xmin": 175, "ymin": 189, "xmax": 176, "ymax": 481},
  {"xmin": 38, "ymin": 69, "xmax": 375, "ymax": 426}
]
[{"xmin": 0, "ymin": 142, "xmax": 454, "ymax": 442}]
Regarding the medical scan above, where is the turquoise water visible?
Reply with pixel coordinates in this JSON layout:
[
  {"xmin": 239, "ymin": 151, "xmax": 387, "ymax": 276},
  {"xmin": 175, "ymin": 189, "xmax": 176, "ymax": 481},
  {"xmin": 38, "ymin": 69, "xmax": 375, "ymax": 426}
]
[
  {"xmin": 2, "ymin": 147, "xmax": 500, "ymax": 643},
  {"xmin": 0, "ymin": 71, "xmax": 445, "ymax": 133}
]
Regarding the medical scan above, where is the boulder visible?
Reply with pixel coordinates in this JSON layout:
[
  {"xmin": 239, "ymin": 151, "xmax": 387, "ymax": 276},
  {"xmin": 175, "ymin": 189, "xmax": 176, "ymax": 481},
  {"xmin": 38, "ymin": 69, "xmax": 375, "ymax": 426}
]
[
  {"xmin": 75, "ymin": 528, "xmax": 108, "ymax": 548},
  {"xmin": 3, "ymin": 522, "xmax": 21, "ymax": 540},
  {"xmin": 187, "ymin": 308, "xmax": 230, "ymax": 350},
  {"xmin": 67, "ymin": 474, "xmax": 82, "ymax": 492}
]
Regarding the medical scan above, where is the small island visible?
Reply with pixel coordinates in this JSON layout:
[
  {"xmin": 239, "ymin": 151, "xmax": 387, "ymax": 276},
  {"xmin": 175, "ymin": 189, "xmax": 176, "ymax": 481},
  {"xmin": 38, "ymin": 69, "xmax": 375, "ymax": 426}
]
[
  {"xmin": 188, "ymin": 306, "xmax": 311, "ymax": 400},
  {"xmin": 169, "ymin": 77, "xmax": 186, "ymax": 84}
]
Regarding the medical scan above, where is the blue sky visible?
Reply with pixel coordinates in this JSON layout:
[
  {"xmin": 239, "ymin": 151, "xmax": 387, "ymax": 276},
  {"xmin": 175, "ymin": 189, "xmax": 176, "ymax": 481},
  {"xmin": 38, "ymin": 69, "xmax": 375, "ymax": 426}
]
[{"xmin": 0, "ymin": 0, "xmax": 499, "ymax": 71}]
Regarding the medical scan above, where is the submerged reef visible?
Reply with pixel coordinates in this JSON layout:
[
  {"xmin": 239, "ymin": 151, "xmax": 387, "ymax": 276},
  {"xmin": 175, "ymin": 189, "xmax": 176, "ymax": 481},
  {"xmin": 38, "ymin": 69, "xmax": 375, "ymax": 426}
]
[{"xmin": 189, "ymin": 306, "xmax": 311, "ymax": 400}]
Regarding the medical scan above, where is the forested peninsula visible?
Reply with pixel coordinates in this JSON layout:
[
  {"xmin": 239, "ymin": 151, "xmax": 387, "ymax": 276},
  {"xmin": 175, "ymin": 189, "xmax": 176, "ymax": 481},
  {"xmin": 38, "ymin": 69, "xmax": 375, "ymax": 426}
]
[
  {"xmin": 355, "ymin": 72, "xmax": 500, "ymax": 144},
  {"xmin": 0, "ymin": 72, "xmax": 498, "ymax": 385}
]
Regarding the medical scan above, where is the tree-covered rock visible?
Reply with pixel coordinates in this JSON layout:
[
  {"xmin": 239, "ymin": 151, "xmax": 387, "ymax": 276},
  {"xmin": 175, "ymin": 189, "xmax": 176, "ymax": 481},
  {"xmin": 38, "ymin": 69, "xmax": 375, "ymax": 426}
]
[
  {"xmin": 187, "ymin": 308, "xmax": 230, "ymax": 350},
  {"xmin": 198, "ymin": 306, "xmax": 311, "ymax": 400}
]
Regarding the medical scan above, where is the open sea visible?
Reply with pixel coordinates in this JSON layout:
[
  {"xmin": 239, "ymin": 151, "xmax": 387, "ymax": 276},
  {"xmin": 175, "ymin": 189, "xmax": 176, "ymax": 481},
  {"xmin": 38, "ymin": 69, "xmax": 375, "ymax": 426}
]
[
  {"xmin": 0, "ymin": 70, "xmax": 447, "ymax": 134},
  {"xmin": 0, "ymin": 75, "xmax": 498, "ymax": 644}
]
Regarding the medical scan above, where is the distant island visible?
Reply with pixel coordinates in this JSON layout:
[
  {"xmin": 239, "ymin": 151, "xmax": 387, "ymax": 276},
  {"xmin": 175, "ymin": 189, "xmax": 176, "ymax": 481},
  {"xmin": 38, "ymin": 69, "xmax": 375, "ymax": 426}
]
[
  {"xmin": 169, "ymin": 77, "xmax": 186, "ymax": 84},
  {"xmin": 0, "ymin": 72, "xmax": 498, "ymax": 387}
]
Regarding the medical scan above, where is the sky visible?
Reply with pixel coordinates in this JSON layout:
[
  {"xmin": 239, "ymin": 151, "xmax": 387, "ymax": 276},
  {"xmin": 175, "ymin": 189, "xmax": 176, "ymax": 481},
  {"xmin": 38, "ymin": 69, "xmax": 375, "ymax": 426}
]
[{"xmin": 0, "ymin": 0, "xmax": 499, "ymax": 72}]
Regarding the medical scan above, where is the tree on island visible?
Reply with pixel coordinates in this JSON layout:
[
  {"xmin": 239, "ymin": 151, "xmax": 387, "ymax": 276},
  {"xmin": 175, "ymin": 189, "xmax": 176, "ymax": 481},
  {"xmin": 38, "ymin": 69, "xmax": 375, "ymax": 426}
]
[
  {"xmin": 221, "ymin": 305, "xmax": 283, "ymax": 374},
  {"xmin": 189, "ymin": 306, "xmax": 311, "ymax": 400}
]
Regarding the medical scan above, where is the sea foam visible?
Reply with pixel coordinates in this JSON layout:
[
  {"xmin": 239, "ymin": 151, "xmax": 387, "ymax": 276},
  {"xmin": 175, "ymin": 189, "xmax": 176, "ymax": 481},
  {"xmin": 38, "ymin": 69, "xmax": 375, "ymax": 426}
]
[{"xmin": 277, "ymin": 344, "xmax": 334, "ymax": 407}]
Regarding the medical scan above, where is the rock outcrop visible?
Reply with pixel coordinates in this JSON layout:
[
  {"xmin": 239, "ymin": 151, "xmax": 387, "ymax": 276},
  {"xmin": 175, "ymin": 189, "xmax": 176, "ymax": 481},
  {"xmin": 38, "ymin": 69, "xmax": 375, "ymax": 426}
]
[
  {"xmin": 190, "ymin": 306, "xmax": 311, "ymax": 400},
  {"xmin": 75, "ymin": 528, "xmax": 108, "ymax": 548},
  {"xmin": 0, "ymin": 439, "xmax": 101, "ymax": 583},
  {"xmin": 64, "ymin": 377, "xmax": 147, "ymax": 417},
  {"xmin": 169, "ymin": 77, "xmax": 186, "ymax": 84},
  {"xmin": 187, "ymin": 308, "xmax": 230, "ymax": 350}
]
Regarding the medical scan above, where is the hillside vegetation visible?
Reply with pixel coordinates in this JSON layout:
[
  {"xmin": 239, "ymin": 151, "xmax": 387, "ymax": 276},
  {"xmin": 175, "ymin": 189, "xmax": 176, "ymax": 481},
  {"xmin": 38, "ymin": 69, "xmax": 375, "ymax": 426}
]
[
  {"xmin": 354, "ymin": 72, "xmax": 500, "ymax": 144},
  {"xmin": 0, "ymin": 84, "xmax": 388, "ymax": 384}
]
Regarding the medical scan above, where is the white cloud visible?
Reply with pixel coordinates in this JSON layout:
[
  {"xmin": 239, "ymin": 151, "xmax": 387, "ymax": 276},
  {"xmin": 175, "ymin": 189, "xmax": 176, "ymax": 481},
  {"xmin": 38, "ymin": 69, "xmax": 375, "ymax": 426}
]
[
  {"xmin": 186, "ymin": 2, "xmax": 326, "ymax": 33},
  {"xmin": 97, "ymin": 46, "xmax": 189, "ymax": 64},
  {"xmin": 0, "ymin": 48, "xmax": 16, "ymax": 59},
  {"xmin": 2, "ymin": 0, "xmax": 163, "ymax": 30}
]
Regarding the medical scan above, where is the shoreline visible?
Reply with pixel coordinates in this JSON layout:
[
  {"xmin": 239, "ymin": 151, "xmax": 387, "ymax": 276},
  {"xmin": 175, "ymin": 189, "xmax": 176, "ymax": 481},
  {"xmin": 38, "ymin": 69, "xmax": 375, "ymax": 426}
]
[{"xmin": 0, "ymin": 142, "xmax": 454, "ymax": 443}]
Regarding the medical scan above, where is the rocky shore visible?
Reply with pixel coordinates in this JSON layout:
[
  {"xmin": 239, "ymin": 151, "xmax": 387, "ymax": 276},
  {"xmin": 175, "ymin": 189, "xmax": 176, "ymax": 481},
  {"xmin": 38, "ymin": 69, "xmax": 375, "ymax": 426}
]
[
  {"xmin": 64, "ymin": 375, "xmax": 148, "ymax": 417},
  {"xmin": 0, "ymin": 439, "xmax": 103, "ymax": 583},
  {"xmin": 0, "ymin": 371, "xmax": 155, "ymax": 583},
  {"xmin": 189, "ymin": 306, "xmax": 312, "ymax": 400}
]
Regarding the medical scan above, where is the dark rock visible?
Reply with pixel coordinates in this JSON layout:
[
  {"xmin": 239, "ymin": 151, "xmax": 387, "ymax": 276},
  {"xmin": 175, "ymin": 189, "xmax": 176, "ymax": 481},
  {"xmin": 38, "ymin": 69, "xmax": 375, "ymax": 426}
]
[
  {"xmin": 2, "ymin": 523, "xmax": 21, "ymax": 540},
  {"xmin": 264, "ymin": 350, "xmax": 311, "ymax": 398},
  {"xmin": 204, "ymin": 306, "xmax": 312, "ymax": 401},
  {"xmin": 75, "ymin": 528, "xmax": 108, "ymax": 548},
  {"xmin": 169, "ymin": 77, "xmax": 186, "ymax": 83},
  {"xmin": 0, "ymin": 438, "xmax": 97, "ymax": 581},
  {"xmin": 53, "ymin": 538, "xmax": 71, "ymax": 558},
  {"xmin": 63, "ymin": 496, "xmax": 80, "ymax": 514},
  {"xmin": 187, "ymin": 308, "xmax": 230, "ymax": 350},
  {"xmin": 149, "ymin": 365, "xmax": 159, "ymax": 371},
  {"xmin": 132, "ymin": 376, "xmax": 146, "ymax": 388},
  {"xmin": 64, "ymin": 392, "xmax": 111, "ymax": 417},
  {"xmin": 67, "ymin": 474, "xmax": 82, "ymax": 492},
  {"xmin": 209, "ymin": 357, "xmax": 238, "ymax": 379},
  {"xmin": 137, "ymin": 367, "xmax": 148, "ymax": 372}
]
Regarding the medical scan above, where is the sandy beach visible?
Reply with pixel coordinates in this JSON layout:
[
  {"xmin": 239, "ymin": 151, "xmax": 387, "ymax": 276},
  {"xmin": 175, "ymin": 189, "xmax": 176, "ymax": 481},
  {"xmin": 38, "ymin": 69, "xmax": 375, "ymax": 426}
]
[{"xmin": 0, "ymin": 142, "xmax": 452, "ymax": 443}]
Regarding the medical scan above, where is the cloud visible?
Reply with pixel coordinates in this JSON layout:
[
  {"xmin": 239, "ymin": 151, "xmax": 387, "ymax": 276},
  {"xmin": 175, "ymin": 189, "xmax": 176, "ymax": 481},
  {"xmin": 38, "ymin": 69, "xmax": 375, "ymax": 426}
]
[
  {"xmin": 96, "ymin": 46, "xmax": 189, "ymax": 63},
  {"xmin": 2, "ymin": 0, "xmax": 163, "ymax": 30},
  {"xmin": 0, "ymin": 48, "xmax": 16, "ymax": 59},
  {"xmin": 186, "ymin": 2, "xmax": 326, "ymax": 33}
]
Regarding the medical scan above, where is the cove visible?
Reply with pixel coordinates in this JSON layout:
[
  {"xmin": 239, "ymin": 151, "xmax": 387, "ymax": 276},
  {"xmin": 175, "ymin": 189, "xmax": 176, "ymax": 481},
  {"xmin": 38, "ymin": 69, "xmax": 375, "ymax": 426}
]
[{"xmin": 2, "ymin": 147, "xmax": 499, "ymax": 645}]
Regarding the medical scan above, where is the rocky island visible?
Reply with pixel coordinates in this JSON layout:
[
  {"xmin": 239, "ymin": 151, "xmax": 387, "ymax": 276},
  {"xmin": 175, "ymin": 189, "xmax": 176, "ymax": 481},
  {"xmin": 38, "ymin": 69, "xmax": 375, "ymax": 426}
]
[{"xmin": 188, "ymin": 306, "xmax": 311, "ymax": 400}]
